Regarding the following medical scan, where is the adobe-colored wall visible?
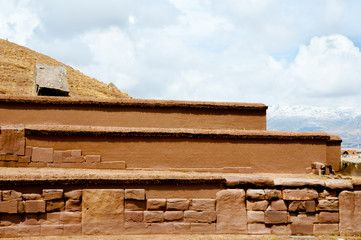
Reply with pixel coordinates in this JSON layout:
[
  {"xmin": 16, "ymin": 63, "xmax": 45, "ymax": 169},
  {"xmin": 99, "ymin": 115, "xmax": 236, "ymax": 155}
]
[
  {"xmin": 26, "ymin": 135, "xmax": 327, "ymax": 173},
  {"xmin": 0, "ymin": 96, "xmax": 267, "ymax": 130},
  {"xmin": 326, "ymin": 136, "xmax": 342, "ymax": 171}
]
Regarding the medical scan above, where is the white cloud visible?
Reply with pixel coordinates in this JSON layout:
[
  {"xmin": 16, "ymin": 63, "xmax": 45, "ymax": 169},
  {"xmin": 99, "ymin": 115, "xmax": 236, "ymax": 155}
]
[
  {"xmin": 0, "ymin": 0, "xmax": 40, "ymax": 45},
  {"xmin": 287, "ymin": 35, "xmax": 361, "ymax": 100}
]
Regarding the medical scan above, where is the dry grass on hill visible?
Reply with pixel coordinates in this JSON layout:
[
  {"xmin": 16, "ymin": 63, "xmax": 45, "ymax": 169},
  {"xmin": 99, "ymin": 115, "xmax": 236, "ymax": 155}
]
[{"xmin": 0, "ymin": 38, "xmax": 131, "ymax": 98}]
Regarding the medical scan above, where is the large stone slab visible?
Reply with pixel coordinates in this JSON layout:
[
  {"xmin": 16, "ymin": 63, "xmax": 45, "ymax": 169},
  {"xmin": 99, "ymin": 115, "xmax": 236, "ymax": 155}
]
[
  {"xmin": 82, "ymin": 189, "xmax": 124, "ymax": 235},
  {"xmin": 339, "ymin": 191, "xmax": 361, "ymax": 235},
  {"xmin": 216, "ymin": 189, "xmax": 247, "ymax": 233},
  {"xmin": 0, "ymin": 126, "xmax": 25, "ymax": 155},
  {"xmin": 34, "ymin": 63, "xmax": 69, "ymax": 96}
]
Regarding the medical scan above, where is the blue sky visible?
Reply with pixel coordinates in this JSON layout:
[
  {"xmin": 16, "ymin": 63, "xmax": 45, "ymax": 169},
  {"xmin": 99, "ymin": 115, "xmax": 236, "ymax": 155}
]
[{"xmin": 1, "ymin": 0, "xmax": 361, "ymax": 109}]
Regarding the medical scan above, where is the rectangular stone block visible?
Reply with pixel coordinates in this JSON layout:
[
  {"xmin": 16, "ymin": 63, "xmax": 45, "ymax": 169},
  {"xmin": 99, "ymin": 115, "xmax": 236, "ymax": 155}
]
[
  {"xmin": 288, "ymin": 201, "xmax": 306, "ymax": 212},
  {"xmin": 318, "ymin": 211, "xmax": 339, "ymax": 223},
  {"xmin": 125, "ymin": 200, "xmax": 146, "ymax": 210},
  {"xmin": 17, "ymin": 225, "xmax": 41, "ymax": 236},
  {"xmin": 313, "ymin": 223, "xmax": 339, "ymax": 235},
  {"xmin": 144, "ymin": 211, "xmax": 164, "ymax": 223},
  {"xmin": 306, "ymin": 200, "xmax": 316, "ymax": 212},
  {"xmin": 247, "ymin": 211, "xmax": 265, "ymax": 223},
  {"xmin": 40, "ymin": 224, "xmax": 63, "ymax": 236},
  {"xmin": 283, "ymin": 189, "xmax": 318, "ymax": 200},
  {"xmin": 2, "ymin": 190, "xmax": 22, "ymax": 201},
  {"xmin": 43, "ymin": 189, "xmax": 63, "ymax": 200},
  {"xmin": 164, "ymin": 211, "xmax": 183, "ymax": 221},
  {"xmin": 23, "ymin": 214, "xmax": 43, "ymax": 225},
  {"xmin": 125, "ymin": 211, "xmax": 144, "ymax": 222},
  {"xmin": 216, "ymin": 189, "xmax": 247, "ymax": 233},
  {"xmin": 264, "ymin": 211, "xmax": 288, "ymax": 224},
  {"xmin": 190, "ymin": 199, "xmax": 216, "ymax": 211},
  {"xmin": 24, "ymin": 200, "xmax": 45, "ymax": 213},
  {"xmin": 46, "ymin": 200, "xmax": 64, "ymax": 212},
  {"xmin": 291, "ymin": 223, "xmax": 313, "ymax": 235},
  {"xmin": 265, "ymin": 189, "xmax": 282, "ymax": 200},
  {"xmin": 53, "ymin": 151, "xmax": 63, "ymax": 163},
  {"xmin": 64, "ymin": 190, "xmax": 82, "ymax": 200},
  {"xmin": 40, "ymin": 212, "xmax": 60, "ymax": 225},
  {"xmin": 85, "ymin": 155, "xmax": 101, "ymax": 163},
  {"xmin": 248, "ymin": 223, "xmax": 271, "ymax": 235},
  {"xmin": 184, "ymin": 210, "xmax": 216, "ymax": 223},
  {"xmin": 82, "ymin": 189, "xmax": 124, "ymax": 235},
  {"xmin": 32, "ymin": 147, "xmax": 53, "ymax": 163},
  {"xmin": 167, "ymin": 199, "xmax": 189, "ymax": 210},
  {"xmin": 65, "ymin": 199, "xmax": 81, "ymax": 212},
  {"xmin": 246, "ymin": 200, "xmax": 269, "ymax": 211},
  {"xmin": 2, "ymin": 226, "xmax": 18, "ymax": 237},
  {"xmin": 267, "ymin": 199, "xmax": 287, "ymax": 211},
  {"xmin": 97, "ymin": 161, "xmax": 126, "ymax": 169},
  {"xmin": 125, "ymin": 189, "xmax": 145, "ymax": 200},
  {"xmin": 60, "ymin": 211, "xmax": 82, "ymax": 224},
  {"xmin": 147, "ymin": 199, "xmax": 166, "ymax": 210},
  {"xmin": 339, "ymin": 191, "xmax": 361, "ymax": 235},
  {"xmin": 290, "ymin": 213, "xmax": 317, "ymax": 224},
  {"xmin": 190, "ymin": 223, "xmax": 216, "ymax": 233},
  {"xmin": 271, "ymin": 224, "xmax": 291, "ymax": 235},
  {"xmin": 0, "ymin": 126, "xmax": 25, "ymax": 155},
  {"xmin": 63, "ymin": 224, "xmax": 82, "ymax": 235},
  {"xmin": 34, "ymin": 63, "xmax": 69, "ymax": 96},
  {"xmin": 317, "ymin": 198, "xmax": 339, "ymax": 211},
  {"xmin": 19, "ymin": 156, "xmax": 30, "ymax": 163},
  {"xmin": 246, "ymin": 189, "xmax": 265, "ymax": 200},
  {"xmin": 174, "ymin": 223, "xmax": 191, "ymax": 233}
]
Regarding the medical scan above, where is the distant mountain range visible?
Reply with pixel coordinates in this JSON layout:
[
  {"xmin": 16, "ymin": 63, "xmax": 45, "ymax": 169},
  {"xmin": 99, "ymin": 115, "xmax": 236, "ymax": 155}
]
[{"xmin": 267, "ymin": 105, "xmax": 361, "ymax": 149}]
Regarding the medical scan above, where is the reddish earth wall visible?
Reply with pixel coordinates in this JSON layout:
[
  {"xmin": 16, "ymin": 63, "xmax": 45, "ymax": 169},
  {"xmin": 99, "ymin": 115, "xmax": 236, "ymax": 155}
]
[
  {"xmin": 0, "ymin": 96, "xmax": 267, "ymax": 130},
  {"xmin": 0, "ymin": 125, "xmax": 340, "ymax": 173},
  {"xmin": 0, "ymin": 176, "xmax": 359, "ymax": 237}
]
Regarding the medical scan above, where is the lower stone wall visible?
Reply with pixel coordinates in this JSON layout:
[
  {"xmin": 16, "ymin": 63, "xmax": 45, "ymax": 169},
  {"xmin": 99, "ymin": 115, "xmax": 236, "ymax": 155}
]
[{"xmin": 0, "ymin": 179, "xmax": 361, "ymax": 237}]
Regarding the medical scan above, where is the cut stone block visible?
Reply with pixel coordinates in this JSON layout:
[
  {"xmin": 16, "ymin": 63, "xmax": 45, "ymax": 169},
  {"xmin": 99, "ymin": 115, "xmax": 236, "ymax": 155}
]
[
  {"xmin": 46, "ymin": 200, "xmax": 64, "ymax": 212},
  {"xmin": 0, "ymin": 126, "xmax": 25, "ymax": 155},
  {"xmin": 246, "ymin": 200, "xmax": 269, "ymax": 211},
  {"xmin": 339, "ymin": 191, "xmax": 361, "ymax": 235},
  {"xmin": 60, "ymin": 212, "xmax": 81, "ymax": 224},
  {"xmin": 317, "ymin": 198, "xmax": 339, "ymax": 211},
  {"xmin": 125, "ymin": 211, "xmax": 144, "ymax": 222},
  {"xmin": 248, "ymin": 223, "xmax": 271, "ymax": 235},
  {"xmin": 147, "ymin": 199, "xmax": 166, "ymax": 210},
  {"xmin": 0, "ymin": 200, "xmax": 18, "ymax": 213},
  {"xmin": 283, "ymin": 189, "xmax": 318, "ymax": 200},
  {"xmin": 63, "ymin": 224, "xmax": 82, "ymax": 235},
  {"xmin": 291, "ymin": 223, "xmax": 313, "ymax": 235},
  {"xmin": 190, "ymin": 199, "xmax": 216, "ymax": 211},
  {"xmin": 125, "ymin": 200, "xmax": 146, "ymax": 211},
  {"xmin": 271, "ymin": 224, "xmax": 291, "ymax": 235},
  {"xmin": 84, "ymin": 155, "xmax": 101, "ymax": 163},
  {"xmin": 247, "ymin": 211, "xmax": 265, "ymax": 223},
  {"xmin": 246, "ymin": 189, "xmax": 265, "ymax": 200},
  {"xmin": 318, "ymin": 211, "xmax": 339, "ymax": 223},
  {"xmin": 144, "ymin": 211, "xmax": 164, "ymax": 223},
  {"xmin": 125, "ymin": 189, "xmax": 145, "ymax": 200},
  {"xmin": 216, "ymin": 189, "xmax": 247, "ymax": 233},
  {"xmin": 32, "ymin": 147, "xmax": 53, "ymax": 163},
  {"xmin": 264, "ymin": 189, "xmax": 282, "ymax": 200},
  {"xmin": 184, "ymin": 211, "xmax": 216, "ymax": 223},
  {"xmin": 64, "ymin": 190, "xmax": 82, "ymax": 200},
  {"xmin": 40, "ymin": 224, "xmax": 63, "ymax": 236},
  {"xmin": 267, "ymin": 200, "xmax": 287, "ymax": 211},
  {"xmin": 166, "ymin": 199, "xmax": 189, "ymax": 210},
  {"xmin": 264, "ymin": 211, "xmax": 288, "ymax": 224},
  {"xmin": 2, "ymin": 190, "xmax": 22, "ymax": 201},
  {"xmin": 65, "ymin": 199, "xmax": 81, "ymax": 212},
  {"xmin": 24, "ymin": 200, "xmax": 46, "ymax": 213},
  {"xmin": 164, "ymin": 211, "xmax": 183, "ymax": 221},
  {"xmin": 34, "ymin": 63, "xmax": 69, "ymax": 96},
  {"xmin": 313, "ymin": 223, "xmax": 339, "ymax": 235},
  {"xmin": 43, "ymin": 189, "xmax": 63, "ymax": 200},
  {"xmin": 82, "ymin": 189, "xmax": 124, "ymax": 235}
]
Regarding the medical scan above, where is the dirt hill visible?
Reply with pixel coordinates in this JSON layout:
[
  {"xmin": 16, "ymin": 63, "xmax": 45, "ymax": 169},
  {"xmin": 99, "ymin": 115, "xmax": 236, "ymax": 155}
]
[{"xmin": 0, "ymin": 38, "xmax": 131, "ymax": 98}]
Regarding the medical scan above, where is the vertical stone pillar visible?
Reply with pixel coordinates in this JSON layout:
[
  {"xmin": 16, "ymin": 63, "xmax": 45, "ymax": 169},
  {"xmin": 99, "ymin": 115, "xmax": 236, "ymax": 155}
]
[
  {"xmin": 82, "ymin": 189, "xmax": 124, "ymax": 235},
  {"xmin": 0, "ymin": 125, "xmax": 25, "ymax": 155},
  {"xmin": 339, "ymin": 191, "xmax": 361, "ymax": 235},
  {"xmin": 216, "ymin": 189, "xmax": 247, "ymax": 233}
]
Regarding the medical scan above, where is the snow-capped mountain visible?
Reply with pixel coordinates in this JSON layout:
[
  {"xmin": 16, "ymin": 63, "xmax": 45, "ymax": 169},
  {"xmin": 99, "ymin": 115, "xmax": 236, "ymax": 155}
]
[{"xmin": 267, "ymin": 105, "xmax": 361, "ymax": 148}]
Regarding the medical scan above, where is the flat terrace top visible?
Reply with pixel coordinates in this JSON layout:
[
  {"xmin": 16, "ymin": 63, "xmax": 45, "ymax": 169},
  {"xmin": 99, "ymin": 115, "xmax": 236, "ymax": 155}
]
[
  {"xmin": 0, "ymin": 95, "xmax": 267, "ymax": 110},
  {"xmin": 23, "ymin": 124, "xmax": 339, "ymax": 141},
  {"xmin": 0, "ymin": 168, "xmax": 356, "ymax": 189}
]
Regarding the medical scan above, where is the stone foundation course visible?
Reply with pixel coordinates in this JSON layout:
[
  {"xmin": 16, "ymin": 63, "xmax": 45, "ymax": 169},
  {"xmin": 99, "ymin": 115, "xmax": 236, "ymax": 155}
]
[{"xmin": 0, "ymin": 175, "xmax": 360, "ymax": 237}]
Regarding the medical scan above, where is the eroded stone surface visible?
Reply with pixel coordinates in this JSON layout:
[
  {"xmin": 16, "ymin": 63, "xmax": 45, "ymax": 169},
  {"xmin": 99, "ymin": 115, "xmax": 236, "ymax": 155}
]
[
  {"xmin": 216, "ymin": 189, "xmax": 247, "ymax": 233},
  {"xmin": 34, "ymin": 63, "xmax": 69, "ymax": 96},
  {"xmin": 339, "ymin": 191, "xmax": 361, "ymax": 235},
  {"xmin": 0, "ymin": 126, "xmax": 25, "ymax": 155},
  {"xmin": 82, "ymin": 189, "xmax": 124, "ymax": 235}
]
